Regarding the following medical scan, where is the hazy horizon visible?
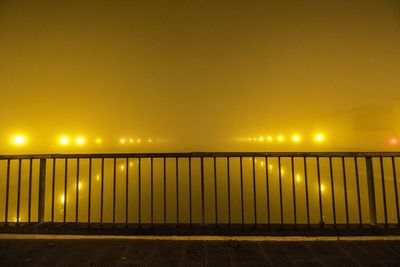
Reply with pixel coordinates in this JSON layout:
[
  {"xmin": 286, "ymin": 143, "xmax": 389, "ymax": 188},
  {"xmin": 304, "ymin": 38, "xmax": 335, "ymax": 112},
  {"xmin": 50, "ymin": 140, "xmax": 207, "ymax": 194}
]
[{"xmin": 1, "ymin": 0, "xmax": 400, "ymax": 153}]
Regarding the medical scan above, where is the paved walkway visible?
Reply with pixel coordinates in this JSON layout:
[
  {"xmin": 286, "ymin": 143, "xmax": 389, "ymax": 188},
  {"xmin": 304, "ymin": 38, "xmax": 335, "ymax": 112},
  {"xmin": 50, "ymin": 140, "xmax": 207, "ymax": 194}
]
[{"xmin": 1, "ymin": 238, "xmax": 400, "ymax": 266}]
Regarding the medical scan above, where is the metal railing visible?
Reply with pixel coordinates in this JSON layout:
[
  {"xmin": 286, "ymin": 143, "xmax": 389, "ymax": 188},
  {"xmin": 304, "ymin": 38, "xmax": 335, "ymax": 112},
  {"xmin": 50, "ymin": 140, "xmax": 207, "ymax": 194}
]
[{"xmin": 0, "ymin": 152, "xmax": 399, "ymax": 228}]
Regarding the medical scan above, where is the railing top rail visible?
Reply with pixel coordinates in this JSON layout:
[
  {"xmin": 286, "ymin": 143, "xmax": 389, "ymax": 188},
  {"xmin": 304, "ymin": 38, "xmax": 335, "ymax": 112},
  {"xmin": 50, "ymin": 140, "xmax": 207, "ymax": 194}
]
[{"xmin": 0, "ymin": 151, "xmax": 400, "ymax": 159}]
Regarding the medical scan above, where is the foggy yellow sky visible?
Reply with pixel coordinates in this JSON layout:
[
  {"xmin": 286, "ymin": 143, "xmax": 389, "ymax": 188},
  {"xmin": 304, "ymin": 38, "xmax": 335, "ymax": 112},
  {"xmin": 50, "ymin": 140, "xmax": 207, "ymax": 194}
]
[{"xmin": 0, "ymin": 0, "xmax": 400, "ymax": 153}]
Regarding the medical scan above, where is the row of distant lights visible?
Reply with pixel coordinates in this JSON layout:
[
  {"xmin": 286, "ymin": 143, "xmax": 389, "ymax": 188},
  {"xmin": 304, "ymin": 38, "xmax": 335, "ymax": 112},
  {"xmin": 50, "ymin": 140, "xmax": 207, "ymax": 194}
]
[
  {"xmin": 239, "ymin": 134, "xmax": 325, "ymax": 143},
  {"xmin": 10, "ymin": 134, "xmax": 399, "ymax": 146},
  {"xmin": 243, "ymin": 135, "xmax": 400, "ymax": 145},
  {"xmin": 10, "ymin": 135, "xmax": 155, "ymax": 146}
]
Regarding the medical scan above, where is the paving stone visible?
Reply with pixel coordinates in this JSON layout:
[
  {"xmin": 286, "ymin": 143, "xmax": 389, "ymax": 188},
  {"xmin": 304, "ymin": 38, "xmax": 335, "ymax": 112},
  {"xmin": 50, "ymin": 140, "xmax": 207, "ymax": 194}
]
[
  {"xmin": 229, "ymin": 242, "xmax": 266, "ymax": 263},
  {"xmin": 0, "ymin": 239, "xmax": 42, "ymax": 266},
  {"xmin": 151, "ymin": 240, "xmax": 185, "ymax": 266},
  {"xmin": 91, "ymin": 241, "xmax": 126, "ymax": 266},
  {"xmin": 180, "ymin": 241, "xmax": 204, "ymax": 265},
  {"xmin": 62, "ymin": 240, "xmax": 107, "ymax": 267},
  {"xmin": 117, "ymin": 264, "xmax": 149, "ymax": 267},
  {"xmin": 355, "ymin": 241, "xmax": 400, "ymax": 265},
  {"xmin": 4, "ymin": 240, "xmax": 50, "ymax": 267},
  {"xmin": 179, "ymin": 263, "xmax": 203, "ymax": 267},
  {"xmin": 234, "ymin": 262, "xmax": 269, "ymax": 267},
  {"xmin": 373, "ymin": 240, "xmax": 400, "ymax": 259},
  {"xmin": 1, "ymin": 239, "xmax": 400, "ymax": 266},
  {"xmin": 306, "ymin": 242, "xmax": 346, "ymax": 258},
  {"xmin": 261, "ymin": 242, "xmax": 293, "ymax": 266},
  {"xmin": 318, "ymin": 258, "xmax": 360, "ymax": 267},
  {"xmin": 116, "ymin": 240, "xmax": 156, "ymax": 265},
  {"xmin": 385, "ymin": 241, "xmax": 400, "ymax": 256},
  {"xmin": 205, "ymin": 241, "xmax": 232, "ymax": 266},
  {"xmin": 293, "ymin": 259, "xmax": 324, "ymax": 267},
  {"xmin": 337, "ymin": 241, "xmax": 383, "ymax": 267},
  {"xmin": 35, "ymin": 240, "xmax": 79, "ymax": 266},
  {"xmin": 0, "ymin": 240, "xmax": 30, "ymax": 265},
  {"xmin": 280, "ymin": 242, "xmax": 314, "ymax": 261},
  {"xmin": 306, "ymin": 242, "xmax": 363, "ymax": 267}
]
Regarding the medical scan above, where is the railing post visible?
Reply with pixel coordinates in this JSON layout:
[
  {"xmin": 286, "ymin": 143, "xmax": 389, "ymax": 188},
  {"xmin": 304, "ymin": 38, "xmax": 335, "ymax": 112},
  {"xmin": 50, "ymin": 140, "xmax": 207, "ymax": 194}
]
[
  {"xmin": 38, "ymin": 159, "xmax": 47, "ymax": 223},
  {"xmin": 366, "ymin": 157, "xmax": 377, "ymax": 225}
]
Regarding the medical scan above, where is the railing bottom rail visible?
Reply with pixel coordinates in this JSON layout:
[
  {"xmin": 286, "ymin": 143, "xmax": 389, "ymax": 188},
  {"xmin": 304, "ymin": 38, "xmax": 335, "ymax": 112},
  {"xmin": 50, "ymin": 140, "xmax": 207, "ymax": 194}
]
[{"xmin": 1, "ymin": 223, "xmax": 400, "ymax": 237}]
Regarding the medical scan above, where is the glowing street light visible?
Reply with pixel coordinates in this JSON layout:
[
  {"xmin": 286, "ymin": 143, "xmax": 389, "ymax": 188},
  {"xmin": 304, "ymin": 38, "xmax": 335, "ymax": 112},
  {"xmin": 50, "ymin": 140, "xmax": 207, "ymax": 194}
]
[
  {"xmin": 390, "ymin": 138, "xmax": 398, "ymax": 145},
  {"xmin": 76, "ymin": 137, "xmax": 85, "ymax": 145},
  {"xmin": 292, "ymin": 134, "xmax": 301, "ymax": 142},
  {"xmin": 95, "ymin": 138, "xmax": 102, "ymax": 144},
  {"xmin": 315, "ymin": 134, "xmax": 325, "ymax": 142},
  {"xmin": 120, "ymin": 138, "xmax": 126, "ymax": 144},
  {"xmin": 277, "ymin": 135, "xmax": 285, "ymax": 142},
  {"xmin": 59, "ymin": 136, "xmax": 69, "ymax": 145},
  {"xmin": 13, "ymin": 135, "xmax": 26, "ymax": 145}
]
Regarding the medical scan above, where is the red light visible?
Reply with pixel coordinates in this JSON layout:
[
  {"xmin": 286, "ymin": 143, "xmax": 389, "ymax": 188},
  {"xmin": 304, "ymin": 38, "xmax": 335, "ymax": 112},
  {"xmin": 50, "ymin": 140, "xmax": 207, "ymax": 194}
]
[{"xmin": 390, "ymin": 138, "xmax": 398, "ymax": 145}]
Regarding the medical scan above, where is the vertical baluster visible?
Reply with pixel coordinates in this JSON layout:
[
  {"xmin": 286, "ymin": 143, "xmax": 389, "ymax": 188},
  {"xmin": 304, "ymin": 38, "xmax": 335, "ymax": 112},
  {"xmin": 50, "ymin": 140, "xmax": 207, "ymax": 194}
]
[
  {"xmin": 291, "ymin": 157, "xmax": 297, "ymax": 225},
  {"xmin": 88, "ymin": 158, "xmax": 92, "ymax": 224},
  {"xmin": 354, "ymin": 157, "xmax": 362, "ymax": 225},
  {"xmin": 316, "ymin": 157, "xmax": 323, "ymax": 225},
  {"xmin": 164, "ymin": 157, "xmax": 167, "ymax": 225},
  {"xmin": 366, "ymin": 157, "xmax": 376, "ymax": 225},
  {"xmin": 252, "ymin": 157, "xmax": 257, "ymax": 225},
  {"xmin": 51, "ymin": 159, "xmax": 56, "ymax": 223},
  {"xmin": 227, "ymin": 157, "xmax": 231, "ymax": 227},
  {"xmin": 329, "ymin": 157, "xmax": 337, "ymax": 226},
  {"xmin": 304, "ymin": 157, "xmax": 310, "ymax": 225},
  {"xmin": 100, "ymin": 158, "xmax": 104, "ymax": 225},
  {"xmin": 201, "ymin": 157, "xmax": 205, "ymax": 225},
  {"xmin": 392, "ymin": 157, "xmax": 400, "ymax": 224},
  {"xmin": 175, "ymin": 157, "xmax": 179, "ymax": 225},
  {"xmin": 380, "ymin": 157, "xmax": 388, "ymax": 225},
  {"xmin": 16, "ymin": 159, "xmax": 22, "ymax": 223},
  {"xmin": 76, "ymin": 158, "xmax": 80, "ymax": 223},
  {"xmin": 138, "ymin": 157, "xmax": 141, "ymax": 225},
  {"xmin": 189, "ymin": 156, "xmax": 192, "ymax": 225},
  {"xmin": 214, "ymin": 157, "xmax": 218, "ymax": 225},
  {"xmin": 64, "ymin": 159, "xmax": 68, "ymax": 223},
  {"xmin": 342, "ymin": 157, "xmax": 349, "ymax": 225},
  {"xmin": 265, "ymin": 157, "xmax": 270, "ymax": 225},
  {"xmin": 28, "ymin": 159, "xmax": 33, "ymax": 223},
  {"xmin": 278, "ymin": 157, "xmax": 283, "ymax": 225},
  {"xmin": 125, "ymin": 157, "xmax": 129, "ymax": 225},
  {"xmin": 240, "ymin": 156, "xmax": 244, "ymax": 225},
  {"xmin": 38, "ymin": 159, "xmax": 46, "ymax": 224},
  {"xmin": 151, "ymin": 157, "xmax": 154, "ymax": 224},
  {"xmin": 112, "ymin": 158, "xmax": 116, "ymax": 224}
]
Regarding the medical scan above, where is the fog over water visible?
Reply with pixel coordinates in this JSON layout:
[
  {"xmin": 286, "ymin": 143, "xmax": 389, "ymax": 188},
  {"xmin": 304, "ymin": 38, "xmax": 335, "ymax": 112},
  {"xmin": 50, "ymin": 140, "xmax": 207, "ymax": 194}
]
[{"xmin": 1, "ymin": 0, "xmax": 400, "ymax": 153}]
